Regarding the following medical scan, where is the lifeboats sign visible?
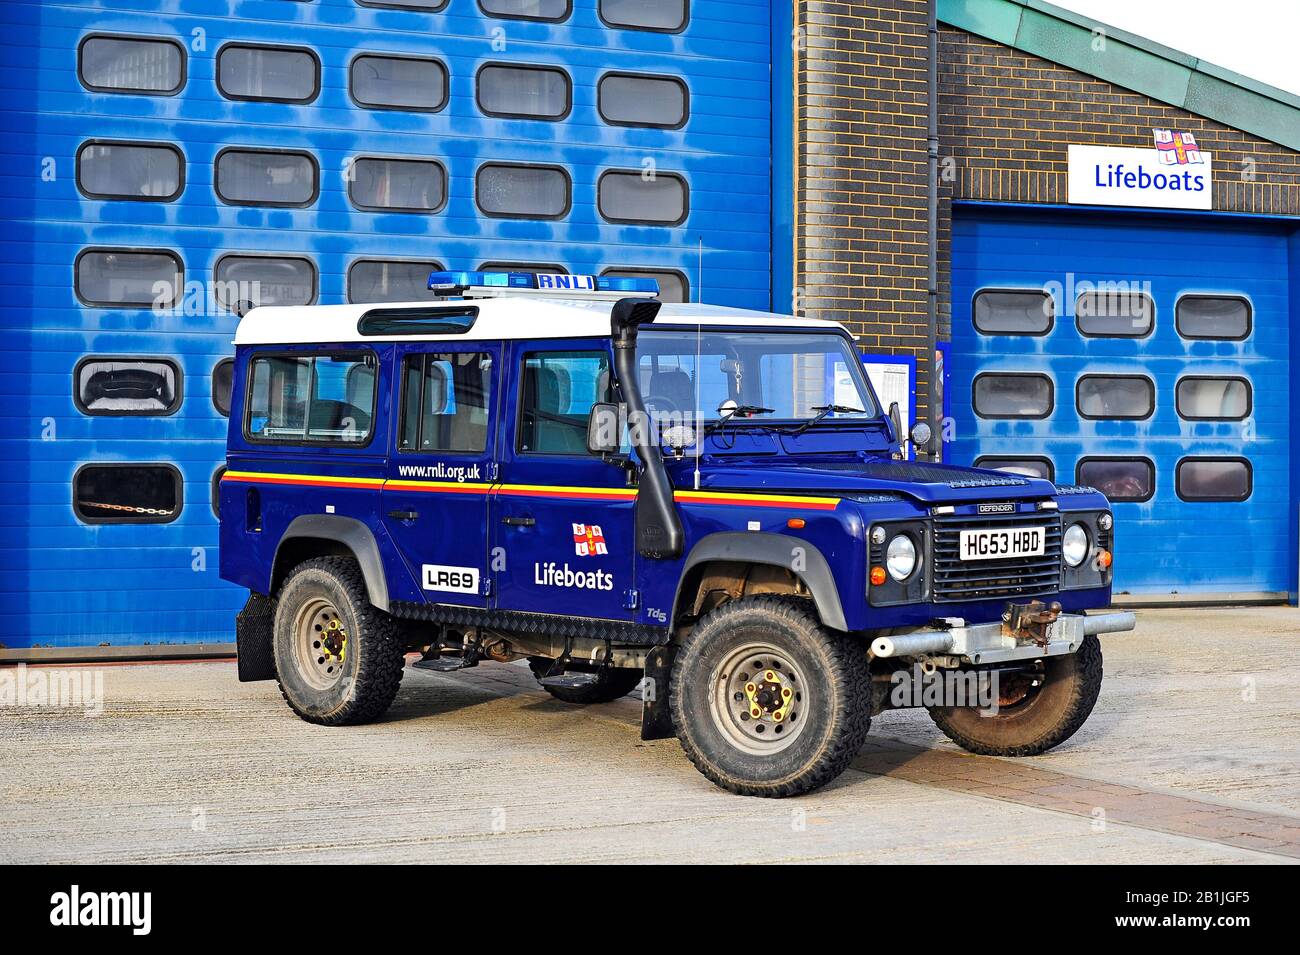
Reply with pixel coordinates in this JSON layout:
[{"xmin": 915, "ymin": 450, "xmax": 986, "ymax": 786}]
[{"xmin": 1067, "ymin": 144, "xmax": 1213, "ymax": 210}]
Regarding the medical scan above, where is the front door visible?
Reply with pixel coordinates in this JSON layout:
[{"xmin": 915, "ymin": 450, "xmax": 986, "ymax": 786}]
[
  {"xmin": 490, "ymin": 340, "xmax": 637, "ymax": 622},
  {"xmin": 382, "ymin": 343, "xmax": 499, "ymax": 609}
]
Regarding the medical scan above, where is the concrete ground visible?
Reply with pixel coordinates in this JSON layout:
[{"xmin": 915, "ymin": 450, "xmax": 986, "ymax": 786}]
[{"xmin": 1, "ymin": 606, "xmax": 1297, "ymax": 864}]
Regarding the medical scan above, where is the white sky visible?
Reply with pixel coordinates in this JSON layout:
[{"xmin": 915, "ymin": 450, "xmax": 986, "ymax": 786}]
[{"xmin": 1050, "ymin": 0, "xmax": 1300, "ymax": 97}]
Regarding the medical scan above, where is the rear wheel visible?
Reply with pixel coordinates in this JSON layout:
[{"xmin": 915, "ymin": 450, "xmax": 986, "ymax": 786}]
[
  {"xmin": 527, "ymin": 657, "xmax": 643, "ymax": 704},
  {"xmin": 927, "ymin": 634, "xmax": 1103, "ymax": 756},
  {"xmin": 670, "ymin": 596, "xmax": 872, "ymax": 797},
  {"xmin": 272, "ymin": 557, "xmax": 405, "ymax": 725}
]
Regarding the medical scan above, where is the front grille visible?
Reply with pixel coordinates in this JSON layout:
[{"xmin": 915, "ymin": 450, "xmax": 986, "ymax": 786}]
[{"xmin": 931, "ymin": 511, "xmax": 1062, "ymax": 602}]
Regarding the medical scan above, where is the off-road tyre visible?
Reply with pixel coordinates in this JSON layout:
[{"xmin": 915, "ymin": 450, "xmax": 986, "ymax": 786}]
[
  {"xmin": 927, "ymin": 634, "xmax": 1103, "ymax": 756},
  {"xmin": 527, "ymin": 657, "xmax": 644, "ymax": 704},
  {"xmin": 272, "ymin": 557, "xmax": 405, "ymax": 726},
  {"xmin": 669, "ymin": 596, "xmax": 872, "ymax": 797}
]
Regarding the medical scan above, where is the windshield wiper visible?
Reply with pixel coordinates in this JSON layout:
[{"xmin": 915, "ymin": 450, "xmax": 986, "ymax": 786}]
[
  {"xmin": 790, "ymin": 404, "xmax": 866, "ymax": 436},
  {"xmin": 705, "ymin": 405, "xmax": 776, "ymax": 434}
]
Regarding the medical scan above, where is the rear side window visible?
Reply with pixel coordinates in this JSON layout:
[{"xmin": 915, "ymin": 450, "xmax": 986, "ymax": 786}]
[
  {"xmin": 75, "ymin": 357, "xmax": 181, "ymax": 415},
  {"xmin": 519, "ymin": 350, "xmax": 612, "ymax": 454},
  {"xmin": 74, "ymin": 463, "xmax": 182, "ymax": 524},
  {"xmin": 399, "ymin": 353, "xmax": 493, "ymax": 454},
  {"xmin": 246, "ymin": 353, "xmax": 377, "ymax": 445}
]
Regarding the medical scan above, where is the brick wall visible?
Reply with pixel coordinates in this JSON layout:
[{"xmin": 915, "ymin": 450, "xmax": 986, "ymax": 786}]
[
  {"xmin": 794, "ymin": 3, "xmax": 1300, "ymax": 409},
  {"xmin": 795, "ymin": 0, "xmax": 933, "ymax": 411}
]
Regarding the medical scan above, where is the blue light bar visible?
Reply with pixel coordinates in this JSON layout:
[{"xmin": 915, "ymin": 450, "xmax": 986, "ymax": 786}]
[{"xmin": 428, "ymin": 270, "xmax": 659, "ymax": 295}]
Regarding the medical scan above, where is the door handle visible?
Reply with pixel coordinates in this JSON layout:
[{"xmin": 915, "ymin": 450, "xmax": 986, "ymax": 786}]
[
  {"xmin": 387, "ymin": 510, "xmax": 419, "ymax": 521},
  {"xmin": 501, "ymin": 515, "xmax": 536, "ymax": 527}
]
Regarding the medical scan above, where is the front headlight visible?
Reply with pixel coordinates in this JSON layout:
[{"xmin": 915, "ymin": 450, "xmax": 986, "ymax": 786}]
[
  {"xmin": 1063, "ymin": 522, "xmax": 1089, "ymax": 567},
  {"xmin": 886, "ymin": 534, "xmax": 917, "ymax": 581}
]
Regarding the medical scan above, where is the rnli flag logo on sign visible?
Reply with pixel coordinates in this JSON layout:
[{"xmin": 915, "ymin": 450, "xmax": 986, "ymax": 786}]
[
  {"xmin": 572, "ymin": 523, "xmax": 608, "ymax": 557},
  {"xmin": 1153, "ymin": 129, "xmax": 1204, "ymax": 165}
]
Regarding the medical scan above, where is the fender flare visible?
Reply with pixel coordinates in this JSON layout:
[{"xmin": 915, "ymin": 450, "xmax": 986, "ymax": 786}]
[
  {"xmin": 273, "ymin": 515, "xmax": 390, "ymax": 611},
  {"xmin": 672, "ymin": 532, "xmax": 848, "ymax": 632}
]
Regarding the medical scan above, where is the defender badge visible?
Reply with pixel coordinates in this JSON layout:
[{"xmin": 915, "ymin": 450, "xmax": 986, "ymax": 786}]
[{"xmin": 977, "ymin": 503, "xmax": 1016, "ymax": 515}]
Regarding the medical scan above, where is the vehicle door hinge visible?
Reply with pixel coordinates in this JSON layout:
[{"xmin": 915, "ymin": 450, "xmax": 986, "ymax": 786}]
[
  {"xmin": 481, "ymin": 577, "xmax": 493, "ymax": 597},
  {"xmin": 622, "ymin": 588, "xmax": 639, "ymax": 611},
  {"xmin": 487, "ymin": 461, "xmax": 500, "ymax": 481}
]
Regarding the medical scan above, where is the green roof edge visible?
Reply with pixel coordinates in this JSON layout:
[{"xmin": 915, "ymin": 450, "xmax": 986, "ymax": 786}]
[{"xmin": 937, "ymin": 0, "xmax": 1300, "ymax": 152}]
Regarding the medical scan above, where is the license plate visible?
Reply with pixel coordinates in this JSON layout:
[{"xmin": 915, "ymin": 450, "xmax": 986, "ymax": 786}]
[{"xmin": 959, "ymin": 527, "xmax": 1045, "ymax": 561}]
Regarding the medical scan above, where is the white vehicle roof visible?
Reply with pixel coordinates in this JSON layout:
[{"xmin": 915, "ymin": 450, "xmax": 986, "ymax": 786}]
[{"xmin": 232, "ymin": 297, "xmax": 845, "ymax": 346}]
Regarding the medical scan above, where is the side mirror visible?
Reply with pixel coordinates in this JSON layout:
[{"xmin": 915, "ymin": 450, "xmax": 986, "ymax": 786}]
[
  {"xmin": 888, "ymin": 401, "xmax": 903, "ymax": 443},
  {"xmin": 586, "ymin": 402, "xmax": 626, "ymax": 456}
]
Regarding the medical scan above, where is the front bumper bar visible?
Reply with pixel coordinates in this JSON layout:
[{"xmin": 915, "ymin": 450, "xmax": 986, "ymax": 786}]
[{"xmin": 870, "ymin": 612, "xmax": 1136, "ymax": 665}]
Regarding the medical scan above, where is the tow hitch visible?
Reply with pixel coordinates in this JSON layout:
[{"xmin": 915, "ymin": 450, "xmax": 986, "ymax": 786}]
[{"xmin": 1002, "ymin": 599, "xmax": 1062, "ymax": 648}]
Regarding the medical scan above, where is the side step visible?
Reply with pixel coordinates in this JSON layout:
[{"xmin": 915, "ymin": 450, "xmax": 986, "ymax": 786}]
[
  {"xmin": 412, "ymin": 655, "xmax": 477, "ymax": 673},
  {"xmin": 538, "ymin": 672, "xmax": 598, "ymax": 690}
]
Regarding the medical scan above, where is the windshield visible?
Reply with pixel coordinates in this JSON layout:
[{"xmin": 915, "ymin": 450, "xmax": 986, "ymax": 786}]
[{"xmin": 636, "ymin": 329, "xmax": 879, "ymax": 422}]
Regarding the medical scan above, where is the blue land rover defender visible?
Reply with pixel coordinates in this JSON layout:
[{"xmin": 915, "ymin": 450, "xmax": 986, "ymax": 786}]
[{"xmin": 220, "ymin": 271, "xmax": 1135, "ymax": 797}]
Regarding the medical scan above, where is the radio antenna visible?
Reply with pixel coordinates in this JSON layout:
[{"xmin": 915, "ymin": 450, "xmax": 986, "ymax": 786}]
[{"xmin": 694, "ymin": 237, "xmax": 703, "ymax": 490}]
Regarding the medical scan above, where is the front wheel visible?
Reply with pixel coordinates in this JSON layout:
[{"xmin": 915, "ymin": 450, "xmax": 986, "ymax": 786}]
[
  {"xmin": 669, "ymin": 597, "xmax": 873, "ymax": 797},
  {"xmin": 927, "ymin": 634, "xmax": 1103, "ymax": 756}
]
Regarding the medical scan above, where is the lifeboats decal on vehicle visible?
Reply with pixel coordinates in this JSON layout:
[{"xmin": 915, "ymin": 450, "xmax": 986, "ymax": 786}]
[{"xmin": 221, "ymin": 470, "xmax": 841, "ymax": 510}]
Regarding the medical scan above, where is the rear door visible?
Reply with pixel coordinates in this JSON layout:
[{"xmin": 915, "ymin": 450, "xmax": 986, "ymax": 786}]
[
  {"xmin": 381, "ymin": 343, "xmax": 500, "ymax": 608},
  {"xmin": 490, "ymin": 339, "xmax": 638, "ymax": 622}
]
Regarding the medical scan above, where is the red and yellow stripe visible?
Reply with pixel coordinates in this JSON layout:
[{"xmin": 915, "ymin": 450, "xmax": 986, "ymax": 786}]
[{"xmin": 222, "ymin": 470, "xmax": 840, "ymax": 511}]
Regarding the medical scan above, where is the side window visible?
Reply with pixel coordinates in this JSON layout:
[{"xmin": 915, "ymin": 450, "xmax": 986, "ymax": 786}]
[
  {"xmin": 399, "ymin": 352, "xmax": 492, "ymax": 454},
  {"xmin": 519, "ymin": 350, "xmax": 612, "ymax": 454},
  {"xmin": 246, "ymin": 353, "xmax": 376, "ymax": 444}
]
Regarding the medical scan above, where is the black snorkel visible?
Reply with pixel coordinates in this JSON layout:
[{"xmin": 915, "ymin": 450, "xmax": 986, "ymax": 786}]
[{"xmin": 611, "ymin": 296, "xmax": 684, "ymax": 560}]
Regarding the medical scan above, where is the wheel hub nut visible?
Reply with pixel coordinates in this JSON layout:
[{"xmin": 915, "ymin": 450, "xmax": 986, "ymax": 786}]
[{"xmin": 743, "ymin": 669, "xmax": 793, "ymax": 723}]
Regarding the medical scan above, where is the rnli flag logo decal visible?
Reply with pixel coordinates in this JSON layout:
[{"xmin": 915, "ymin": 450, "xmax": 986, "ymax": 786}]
[
  {"xmin": 572, "ymin": 523, "xmax": 608, "ymax": 557},
  {"xmin": 1153, "ymin": 128, "xmax": 1204, "ymax": 166}
]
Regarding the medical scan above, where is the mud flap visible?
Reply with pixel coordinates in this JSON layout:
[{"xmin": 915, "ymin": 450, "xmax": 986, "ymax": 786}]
[
  {"xmin": 640, "ymin": 644, "xmax": 678, "ymax": 741},
  {"xmin": 236, "ymin": 593, "xmax": 277, "ymax": 682}
]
